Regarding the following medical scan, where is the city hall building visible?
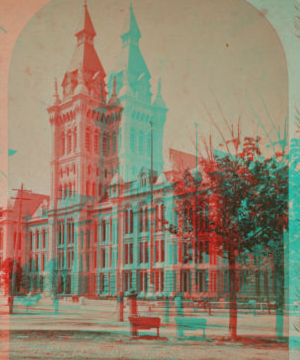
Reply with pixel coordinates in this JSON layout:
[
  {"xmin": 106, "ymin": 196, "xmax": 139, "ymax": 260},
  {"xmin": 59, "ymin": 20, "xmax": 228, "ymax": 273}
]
[{"xmin": 0, "ymin": 3, "xmax": 276, "ymax": 301}]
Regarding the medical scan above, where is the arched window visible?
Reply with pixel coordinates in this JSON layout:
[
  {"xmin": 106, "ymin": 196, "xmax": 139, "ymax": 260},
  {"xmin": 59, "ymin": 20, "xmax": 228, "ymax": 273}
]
[
  {"xmin": 85, "ymin": 128, "xmax": 91, "ymax": 152},
  {"xmin": 139, "ymin": 208, "xmax": 144, "ymax": 233},
  {"xmin": 174, "ymin": 210, "xmax": 178, "ymax": 230},
  {"xmin": 67, "ymin": 130, "xmax": 72, "ymax": 154},
  {"xmin": 73, "ymin": 127, "xmax": 77, "ymax": 150},
  {"xmin": 125, "ymin": 210, "xmax": 128, "ymax": 235},
  {"xmin": 86, "ymin": 181, "xmax": 90, "ymax": 196},
  {"xmin": 205, "ymin": 204, "xmax": 209, "ymax": 229},
  {"xmin": 62, "ymin": 132, "xmax": 65, "ymax": 155},
  {"xmin": 189, "ymin": 207, "xmax": 193, "ymax": 232},
  {"xmin": 30, "ymin": 231, "xmax": 33, "ymax": 251},
  {"xmin": 64, "ymin": 184, "xmax": 67, "ymax": 199},
  {"xmin": 80, "ymin": 230, "xmax": 84, "ymax": 249},
  {"xmin": 92, "ymin": 182, "xmax": 96, "ymax": 197},
  {"xmin": 87, "ymin": 229, "xmax": 90, "ymax": 249},
  {"xmin": 94, "ymin": 222, "xmax": 98, "ymax": 243},
  {"xmin": 130, "ymin": 209, "xmax": 133, "ymax": 234},
  {"xmin": 183, "ymin": 208, "xmax": 188, "ymax": 233},
  {"xmin": 94, "ymin": 131, "xmax": 99, "ymax": 153},
  {"xmin": 130, "ymin": 129, "xmax": 135, "ymax": 152},
  {"xmin": 112, "ymin": 132, "xmax": 117, "ymax": 154},
  {"xmin": 147, "ymin": 132, "xmax": 151, "ymax": 157},
  {"xmin": 139, "ymin": 131, "xmax": 144, "ymax": 155},
  {"xmin": 98, "ymin": 183, "xmax": 102, "ymax": 196},
  {"xmin": 102, "ymin": 219, "xmax": 106, "ymax": 242},
  {"xmin": 160, "ymin": 204, "xmax": 165, "ymax": 229},
  {"xmin": 144, "ymin": 207, "xmax": 148, "ymax": 232},
  {"xmin": 103, "ymin": 133, "xmax": 109, "ymax": 157}
]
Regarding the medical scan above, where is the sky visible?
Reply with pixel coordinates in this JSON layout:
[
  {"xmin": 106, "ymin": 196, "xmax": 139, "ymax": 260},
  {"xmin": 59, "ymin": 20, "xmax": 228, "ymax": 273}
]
[{"xmin": 1, "ymin": 0, "xmax": 293, "ymax": 200}]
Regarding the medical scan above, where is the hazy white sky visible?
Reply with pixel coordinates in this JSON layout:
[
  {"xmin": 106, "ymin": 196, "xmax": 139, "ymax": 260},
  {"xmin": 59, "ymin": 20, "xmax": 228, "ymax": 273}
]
[{"xmin": 3, "ymin": 0, "xmax": 293, "ymax": 198}]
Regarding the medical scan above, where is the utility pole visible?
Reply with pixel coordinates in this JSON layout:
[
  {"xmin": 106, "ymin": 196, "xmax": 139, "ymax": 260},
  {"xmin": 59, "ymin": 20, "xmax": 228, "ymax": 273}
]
[
  {"xmin": 149, "ymin": 120, "xmax": 154, "ymax": 296},
  {"xmin": 11, "ymin": 184, "xmax": 31, "ymax": 296},
  {"xmin": 193, "ymin": 123, "xmax": 199, "ymax": 300}
]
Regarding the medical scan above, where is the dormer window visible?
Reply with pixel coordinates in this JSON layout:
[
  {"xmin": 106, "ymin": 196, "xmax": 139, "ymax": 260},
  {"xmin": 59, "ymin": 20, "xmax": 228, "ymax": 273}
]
[{"xmin": 42, "ymin": 207, "xmax": 47, "ymax": 217}]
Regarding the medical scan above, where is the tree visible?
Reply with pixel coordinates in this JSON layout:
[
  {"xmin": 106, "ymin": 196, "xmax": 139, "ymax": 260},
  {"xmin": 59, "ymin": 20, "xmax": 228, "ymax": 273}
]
[
  {"xmin": 206, "ymin": 153, "xmax": 288, "ymax": 339},
  {"xmin": 1, "ymin": 258, "xmax": 23, "ymax": 296}
]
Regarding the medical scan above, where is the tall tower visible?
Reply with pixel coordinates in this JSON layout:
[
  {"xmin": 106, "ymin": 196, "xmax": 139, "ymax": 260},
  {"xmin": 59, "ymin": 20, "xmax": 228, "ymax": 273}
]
[
  {"xmin": 47, "ymin": 2, "xmax": 108, "ymax": 206},
  {"xmin": 106, "ymin": 4, "xmax": 168, "ymax": 182}
]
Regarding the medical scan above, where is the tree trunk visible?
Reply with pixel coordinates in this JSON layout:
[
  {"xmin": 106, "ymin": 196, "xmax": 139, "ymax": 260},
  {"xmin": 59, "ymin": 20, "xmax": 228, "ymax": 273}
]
[
  {"xmin": 275, "ymin": 249, "xmax": 284, "ymax": 338},
  {"xmin": 229, "ymin": 245, "xmax": 238, "ymax": 340}
]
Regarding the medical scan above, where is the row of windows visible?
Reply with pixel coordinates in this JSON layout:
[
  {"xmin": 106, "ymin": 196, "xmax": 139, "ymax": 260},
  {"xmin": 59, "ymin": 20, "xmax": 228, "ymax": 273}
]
[
  {"xmin": 29, "ymin": 253, "xmax": 48, "ymax": 272},
  {"xmin": 130, "ymin": 129, "xmax": 151, "ymax": 156},
  {"xmin": 29, "ymin": 229, "xmax": 47, "ymax": 251},
  {"xmin": 59, "ymin": 183, "xmax": 76, "ymax": 199},
  {"xmin": 58, "ymin": 249, "xmax": 74, "ymax": 270},
  {"xmin": 58, "ymin": 220, "xmax": 75, "ymax": 246},
  {"xmin": 131, "ymin": 111, "xmax": 154, "ymax": 124},
  {"xmin": 61, "ymin": 128, "xmax": 77, "ymax": 156}
]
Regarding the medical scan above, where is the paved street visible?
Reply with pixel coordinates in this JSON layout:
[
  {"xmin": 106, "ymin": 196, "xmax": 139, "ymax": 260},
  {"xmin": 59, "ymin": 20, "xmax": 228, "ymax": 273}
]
[{"xmin": 0, "ymin": 299, "xmax": 289, "ymax": 359}]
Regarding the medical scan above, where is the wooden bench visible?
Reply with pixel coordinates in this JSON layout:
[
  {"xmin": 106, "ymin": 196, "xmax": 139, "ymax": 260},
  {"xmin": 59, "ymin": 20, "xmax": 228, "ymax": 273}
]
[
  {"xmin": 174, "ymin": 317, "xmax": 207, "ymax": 338},
  {"xmin": 128, "ymin": 316, "xmax": 161, "ymax": 337}
]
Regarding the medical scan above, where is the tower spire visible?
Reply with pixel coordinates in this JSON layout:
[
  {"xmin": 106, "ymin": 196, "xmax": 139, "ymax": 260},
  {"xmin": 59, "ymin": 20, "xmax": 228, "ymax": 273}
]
[
  {"xmin": 75, "ymin": 0, "xmax": 96, "ymax": 40},
  {"xmin": 53, "ymin": 78, "xmax": 61, "ymax": 105},
  {"xmin": 108, "ymin": 76, "xmax": 120, "ymax": 105},
  {"xmin": 99, "ymin": 78, "xmax": 105, "ymax": 105},
  {"xmin": 153, "ymin": 78, "xmax": 166, "ymax": 108},
  {"xmin": 121, "ymin": 3, "xmax": 141, "ymax": 46}
]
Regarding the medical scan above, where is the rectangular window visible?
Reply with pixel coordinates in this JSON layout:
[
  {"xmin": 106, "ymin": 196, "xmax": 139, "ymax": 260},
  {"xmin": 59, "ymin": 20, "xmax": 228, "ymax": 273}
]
[
  {"xmin": 174, "ymin": 243, "xmax": 178, "ymax": 264},
  {"xmin": 161, "ymin": 240, "xmax": 165, "ymax": 262},
  {"xmin": 155, "ymin": 241, "xmax": 159, "ymax": 263},
  {"xmin": 168, "ymin": 244, "xmax": 172, "ymax": 265},
  {"xmin": 205, "ymin": 242, "xmax": 209, "ymax": 263},
  {"xmin": 140, "ymin": 243, "xmax": 144, "ymax": 264},
  {"xmin": 183, "ymin": 243, "xmax": 188, "ymax": 264},
  {"xmin": 86, "ymin": 253, "xmax": 90, "ymax": 272},
  {"xmin": 140, "ymin": 272, "xmax": 144, "ymax": 292},
  {"xmin": 205, "ymin": 270, "xmax": 208, "ymax": 292},
  {"xmin": 155, "ymin": 272, "xmax": 159, "ymax": 292},
  {"xmin": 129, "ymin": 243, "xmax": 133, "ymax": 264},
  {"xmin": 145, "ymin": 242, "xmax": 149, "ymax": 263},
  {"xmin": 160, "ymin": 272, "xmax": 164, "ymax": 292},
  {"xmin": 144, "ymin": 273, "xmax": 148, "ymax": 293},
  {"xmin": 42, "ymin": 231, "xmax": 45, "ymax": 249},
  {"xmin": 36, "ymin": 231, "xmax": 39, "ymax": 250},
  {"xmin": 124, "ymin": 244, "xmax": 129, "ymax": 265},
  {"xmin": 102, "ymin": 249, "xmax": 106, "ymax": 269}
]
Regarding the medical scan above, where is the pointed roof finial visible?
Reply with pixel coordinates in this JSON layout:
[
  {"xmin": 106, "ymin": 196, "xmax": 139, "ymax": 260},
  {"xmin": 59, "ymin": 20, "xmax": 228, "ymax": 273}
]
[
  {"xmin": 108, "ymin": 76, "xmax": 120, "ymax": 105},
  {"xmin": 99, "ymin": 78, "xmax": 105, "ymax": 105},
  {"xmin": 121, "ymin": 2, "xmax": 141, "ymax": 43},
  {"xmin": 157, "ymin": 78, "xmax": 162, "ymax": 97},
  {"xmin": 75, "ymin": 0, "xmax": 96, "ymax": 38},
  {"xmin": 53, "ymin": 78, "xmax": 61, "ymax": 105},
  {"xmin": 112, "ymin": 76, "xmax": 117, "ymax": 97},
  {"xmin": 153, "ymin": 78, "xmax": 166, "ymax": 108}
]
